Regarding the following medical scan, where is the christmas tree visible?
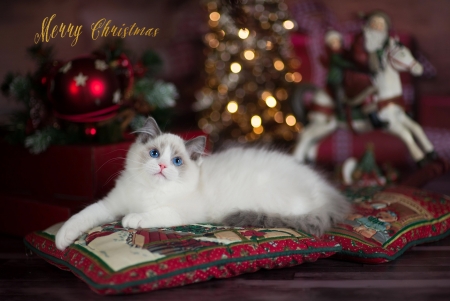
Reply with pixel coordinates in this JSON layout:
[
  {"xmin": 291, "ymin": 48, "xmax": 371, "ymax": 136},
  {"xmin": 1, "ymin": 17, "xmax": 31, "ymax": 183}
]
[{"xmin": 195, "ymin": 0, "xmax": 302, "ymax": 145}]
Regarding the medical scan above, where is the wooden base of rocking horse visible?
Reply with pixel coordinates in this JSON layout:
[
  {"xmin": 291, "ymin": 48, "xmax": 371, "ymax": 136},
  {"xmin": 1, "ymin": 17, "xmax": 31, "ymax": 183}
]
[{"xmin": 400, "ymin": 157, "xmax": 450, "ymax": 188}]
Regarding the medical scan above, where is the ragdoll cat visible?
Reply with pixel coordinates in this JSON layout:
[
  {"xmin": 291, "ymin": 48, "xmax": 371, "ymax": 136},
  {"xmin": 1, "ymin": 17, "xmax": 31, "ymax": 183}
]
[{"xmin": 55, "ymin": 117, "xmax": 350, "ymax": 250}]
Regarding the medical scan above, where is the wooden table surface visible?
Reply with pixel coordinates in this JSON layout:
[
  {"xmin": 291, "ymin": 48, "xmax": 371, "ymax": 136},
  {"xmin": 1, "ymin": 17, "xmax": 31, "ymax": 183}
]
[{"xmin": 1, "ymin": 234, "xmax": 449, "ymax": 301}]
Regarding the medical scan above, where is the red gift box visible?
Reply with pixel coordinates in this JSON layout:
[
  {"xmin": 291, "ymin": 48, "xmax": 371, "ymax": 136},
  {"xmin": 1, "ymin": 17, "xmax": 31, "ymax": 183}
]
[{"xmin": 0, "ymin": 139, "xmax": 132, "ymax": 202}]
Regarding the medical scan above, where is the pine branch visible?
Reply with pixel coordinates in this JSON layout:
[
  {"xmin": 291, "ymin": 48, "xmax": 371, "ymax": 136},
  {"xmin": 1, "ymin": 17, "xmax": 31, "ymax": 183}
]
[
  {"xmin": 141, "ymin": 50, "xmax": 163, "ymax": 76},
  {"xmin": 133, "ymin": 78, "xmax": 178, "ymax": 108},
  {"xmin": 8, "ymin": 75, "xmax": 32, "ymax": 105}
]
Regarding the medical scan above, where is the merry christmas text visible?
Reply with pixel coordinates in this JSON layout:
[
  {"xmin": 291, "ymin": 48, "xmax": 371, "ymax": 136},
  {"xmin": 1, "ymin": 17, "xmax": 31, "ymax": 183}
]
[{"xmin": 34, "ymin": 14, "xmax": 160, "ymax": 47}]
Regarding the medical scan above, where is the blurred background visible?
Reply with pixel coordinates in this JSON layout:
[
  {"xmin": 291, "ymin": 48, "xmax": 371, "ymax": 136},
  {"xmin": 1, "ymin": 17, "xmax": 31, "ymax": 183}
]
[
  {"xmin": 1, "ymin": 0, "xmax": 449, "ymax": 124},
  {"xmin": 0, "ymin": 0, "xmax": 450, "ymax": 236}
]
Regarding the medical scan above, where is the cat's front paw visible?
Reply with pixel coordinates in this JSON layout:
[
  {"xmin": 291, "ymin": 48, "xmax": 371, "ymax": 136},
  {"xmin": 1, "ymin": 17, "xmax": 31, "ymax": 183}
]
[
  {"xmin": 122, "ymin": 213, "xmax": 146, "ymax": 229},
  {"xmin": 55, "ymin": 223, "xmax": 83, "ymax": 251}
]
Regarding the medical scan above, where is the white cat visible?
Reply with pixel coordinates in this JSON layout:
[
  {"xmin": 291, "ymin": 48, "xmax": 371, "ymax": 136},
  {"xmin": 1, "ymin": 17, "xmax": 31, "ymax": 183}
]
[{"xmin": 55, "ymin": 118, "xmax": 350, "ymax": 250}]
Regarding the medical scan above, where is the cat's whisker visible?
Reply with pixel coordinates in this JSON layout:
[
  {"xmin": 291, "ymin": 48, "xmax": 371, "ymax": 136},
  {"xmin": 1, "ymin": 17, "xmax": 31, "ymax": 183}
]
[
  {"xmin": 104, "ymin": 171, "xmax": 124, "ymax": 186},
  {"xmin": 125, "ymin": 159, "xmax": 147, "ymax": 166},
  {"xmin": 130, "ymin": 130, "xmax": 156, "ymax": 137},
  {"xmin": 97, "ymin": 157, "xmax": 129, "ymax": 173},
  {"xmin": 101, "ymin": 149, "xmax": 133, "ymax": 156}
]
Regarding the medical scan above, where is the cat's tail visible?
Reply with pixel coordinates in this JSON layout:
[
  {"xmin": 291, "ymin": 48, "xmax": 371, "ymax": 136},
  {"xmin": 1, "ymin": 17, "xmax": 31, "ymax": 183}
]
[{"xmin": 221, "ymin": 191, "xmax": 351, "ymax": 237}]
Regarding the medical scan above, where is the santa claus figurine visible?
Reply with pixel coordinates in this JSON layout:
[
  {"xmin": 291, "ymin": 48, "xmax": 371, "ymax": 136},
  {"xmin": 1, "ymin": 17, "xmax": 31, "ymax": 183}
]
[{"xmin": 345, "ymin": 11, "xmax": 397, "ymax": 129}]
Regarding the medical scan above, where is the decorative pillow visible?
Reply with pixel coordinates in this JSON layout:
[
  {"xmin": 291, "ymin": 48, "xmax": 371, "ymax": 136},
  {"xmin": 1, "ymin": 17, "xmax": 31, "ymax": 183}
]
[
  {"xmin": 324, "ymin": 185, "xmax": 450, "ymax": 264},
  {"xmin": 24, "ymin": 222, "xmax": 340, "ymax": 295}
]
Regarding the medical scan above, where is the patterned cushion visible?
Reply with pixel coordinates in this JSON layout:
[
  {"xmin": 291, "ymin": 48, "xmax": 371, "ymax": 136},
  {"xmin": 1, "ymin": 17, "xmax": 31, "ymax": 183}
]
[
  {"xmin": 24, "ymin": 222, "xmax": 340, "ymax": 294},
  {"xmin": 324, "ymin": 186, "xmax": 450, "ymax": 264}
]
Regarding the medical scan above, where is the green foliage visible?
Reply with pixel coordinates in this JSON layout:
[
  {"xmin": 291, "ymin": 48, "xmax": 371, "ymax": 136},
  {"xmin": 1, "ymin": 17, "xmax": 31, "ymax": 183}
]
[
  {"xmin": 133, "ymin": 78, "xmax": 178, "ymax": 108},
  {"xmin": 24, "ymin": 127, "xmax": 57, "ymax": 154},
  {"xmin": 9, "ymin": 75, "xmax": 32, "ymax": 105},
  {"xmin": 97, "ymin": 38, "xmax": 131, "ymax": 62},
  {"xmin": 27, "ymin": 43, "xmax": 54, "ymax": 65},
  {"xmin": 141, "ymin": 50, "xmax": 163, "ymax": 76},
  {"xmin": 130, "ymin": 114, "xmax": 147, "ymax": 131}
]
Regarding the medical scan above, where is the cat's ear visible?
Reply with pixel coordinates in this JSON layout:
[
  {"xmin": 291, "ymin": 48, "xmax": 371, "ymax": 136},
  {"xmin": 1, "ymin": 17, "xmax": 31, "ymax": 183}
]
[
  {"xmin": 185, "ymin": 136, "xmax": 206, "ymax": 161},
  {"xmin": 134, "ymin": 117, "xmax": 162, "ymax": 144}
]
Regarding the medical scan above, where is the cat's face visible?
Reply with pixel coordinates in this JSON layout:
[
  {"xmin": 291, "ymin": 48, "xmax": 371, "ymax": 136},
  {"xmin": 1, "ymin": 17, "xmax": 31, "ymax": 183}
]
[
  {"xmin": 125, "ymin": 118, "xmax": 206, "ymax": 188},
  {"xmin": 130, "ymin": 134, "xmax": 198, "ymax": 183}
]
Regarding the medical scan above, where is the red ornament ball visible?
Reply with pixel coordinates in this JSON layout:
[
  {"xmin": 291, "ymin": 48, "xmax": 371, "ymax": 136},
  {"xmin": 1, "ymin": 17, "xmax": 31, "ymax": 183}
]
[{"xmin": 49, "ymin": 57, "xmax": 121, "ymax": 117}]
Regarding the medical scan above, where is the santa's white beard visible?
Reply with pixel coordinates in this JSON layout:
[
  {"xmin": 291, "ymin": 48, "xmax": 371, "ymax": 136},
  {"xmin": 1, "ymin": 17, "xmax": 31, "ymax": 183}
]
[{"xmin": 364, "ymin": 28, "xmax": 388, "ymax": 52}]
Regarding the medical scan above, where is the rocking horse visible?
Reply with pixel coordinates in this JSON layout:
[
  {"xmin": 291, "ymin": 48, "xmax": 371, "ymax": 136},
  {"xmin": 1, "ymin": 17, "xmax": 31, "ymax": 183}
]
[{"xmin": 291, "ymin": 37, "xmax": 434, "ymax": 165}]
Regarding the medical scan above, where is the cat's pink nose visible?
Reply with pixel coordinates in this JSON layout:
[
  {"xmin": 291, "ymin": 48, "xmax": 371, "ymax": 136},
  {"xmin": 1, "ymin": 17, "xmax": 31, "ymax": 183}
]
[{"xmin": 159, "ymin": 163, "xmax": 166, "ymax": 171}]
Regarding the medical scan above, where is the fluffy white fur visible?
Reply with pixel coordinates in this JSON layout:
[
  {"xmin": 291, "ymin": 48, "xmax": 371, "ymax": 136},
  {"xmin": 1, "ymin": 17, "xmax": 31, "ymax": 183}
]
[{"xmin": 55, "ymin": 118, "xmax": 350, "ymax": 250}]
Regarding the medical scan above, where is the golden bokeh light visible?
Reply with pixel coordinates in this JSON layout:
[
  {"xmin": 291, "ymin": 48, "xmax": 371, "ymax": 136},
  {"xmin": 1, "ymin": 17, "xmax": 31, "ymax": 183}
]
[
  {"xmin": 230, "ymin": 62, "xmax": 242, "ymax": 73},
  {"xmin": 208, "ymin": 39, "xmax": 219, "ymax": 48},
  {"xmin": 273, "ymin": 60, "xmax": 284, "ymax": 71},
  {"xmin": 210, "ymin": 110, "xmax": 221, "ymax": 122},
  {"xmin": 285, "ymin": 114, "xmax": 296, "ymax": 126},
  {"xmin": 261, "ymin": 91, "xmax": 272, "ymax": 100},
  {"xmin": 292, "ymin": 72, "xmax": 302, "ymax": 83},
  {"xmin": 253, "ymin": 126, "xmax": 264, "ymax": 134},
  {"xmin": 269, "ymin": 13, "xmax": 278, "ymax": 21},
  {"xmin": 238, "ymin": 28, "xmax": 250, "ymax": 39},
  {"xmin": 244, "ymin": 50, "xmax": 255, "ymax": 60},
  {"xmin": 275, "ymin": 88, "xmax": 288, "ymax": 100},
  {"xmin": 261, "ymin": 22, "xmax": 270, "ymax": 30},
  {"xmin": 208, "ymin": 20, "xmax": 218, "ymax": 27},
  {"xmin": 227, "ymin": 101, "xmax": 238, "ymax": 113},
  {"xmin": 265, "ymin": 96, "xmax": 277, "ymax": 108},
  {"xmin": 198, "ymin": 118, "xmax": 208, "ymax": 129},
  {"xmin": 218, "ymin": 84, "xmax": 228, "ymax": 94},
  {"xmin": 274, "ymin": 111, "xmax": 284, "ymax": 123},
  {"xmin": 209, "ymin": 12, "xmax": 221, "ymax": 21},
  {"xmin": 251, "ymin": 115, "xmax": 262, "ymax": 127},
  {"xmin": 283, "ymin": 20, "xmax": 294, "ymax": 30},
  {"xmin": 284, "ymin": 72, "xmax": 293, "ymax": 82}
]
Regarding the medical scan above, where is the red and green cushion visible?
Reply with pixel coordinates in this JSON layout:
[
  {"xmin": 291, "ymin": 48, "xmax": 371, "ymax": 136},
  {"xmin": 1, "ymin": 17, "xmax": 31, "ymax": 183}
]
[
  {"xmin": 24, "ymin": 185, "xmax": 450, "ymax": 293},
  {"xmin": 24, "ymin": 223, "xmax": 340, "ymax": 295},
  {"xmin": 324, "ymin": 185, "xmax": 450, "ymax": 264}
]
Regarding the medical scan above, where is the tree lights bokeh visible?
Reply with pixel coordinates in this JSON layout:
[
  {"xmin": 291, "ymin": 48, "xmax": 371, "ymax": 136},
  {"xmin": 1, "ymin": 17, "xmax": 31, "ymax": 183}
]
[{"xmin": 196, "ymin": 0, "xmax": 302, "ymax": 144}]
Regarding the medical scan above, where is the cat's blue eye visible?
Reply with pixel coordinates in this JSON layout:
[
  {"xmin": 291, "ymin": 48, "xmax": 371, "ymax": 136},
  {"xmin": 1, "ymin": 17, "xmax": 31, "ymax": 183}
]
[
  {"xmin": 149, "ymin": 149, "xmax": 159, "ymax": 158},
  {"xmin": 172, "ymin": 157, "xmax": 183, "ymax": 166}
]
